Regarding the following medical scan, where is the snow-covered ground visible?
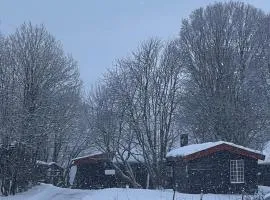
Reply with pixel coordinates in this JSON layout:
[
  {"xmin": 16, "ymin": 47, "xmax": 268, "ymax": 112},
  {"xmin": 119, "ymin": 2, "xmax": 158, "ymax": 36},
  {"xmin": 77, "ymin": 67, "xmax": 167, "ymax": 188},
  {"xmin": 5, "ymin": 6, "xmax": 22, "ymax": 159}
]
[{"xmin": 1, "ymin": 184, "xmax": 269, "ymax": 200}]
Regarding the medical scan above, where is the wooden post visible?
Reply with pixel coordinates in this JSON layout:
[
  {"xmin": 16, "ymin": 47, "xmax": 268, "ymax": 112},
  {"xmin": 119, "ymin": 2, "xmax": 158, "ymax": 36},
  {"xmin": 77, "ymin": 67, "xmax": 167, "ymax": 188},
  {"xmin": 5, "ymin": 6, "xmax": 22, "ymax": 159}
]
[
  {"xmin": 146, "ymin": 173, "xmax": 150, "ymax": 189},
  {"xmin": 173, "ymin": 183, "xmax": 178, "ymax": 200},
  {"xmin": 200, "ymin": 190, "xmax": 203, "ymax": 200},
  {"xmin": 173, "ymin": 189, "xmax": 176, "ymax": 200}
]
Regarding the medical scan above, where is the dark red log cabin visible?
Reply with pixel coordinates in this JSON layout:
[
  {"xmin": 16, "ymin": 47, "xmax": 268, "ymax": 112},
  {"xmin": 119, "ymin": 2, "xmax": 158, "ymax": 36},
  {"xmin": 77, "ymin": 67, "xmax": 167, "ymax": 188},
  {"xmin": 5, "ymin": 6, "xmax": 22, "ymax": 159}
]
[{"xmin": 166, "ymin": 141, "xmax": 265, "ymax": 194}]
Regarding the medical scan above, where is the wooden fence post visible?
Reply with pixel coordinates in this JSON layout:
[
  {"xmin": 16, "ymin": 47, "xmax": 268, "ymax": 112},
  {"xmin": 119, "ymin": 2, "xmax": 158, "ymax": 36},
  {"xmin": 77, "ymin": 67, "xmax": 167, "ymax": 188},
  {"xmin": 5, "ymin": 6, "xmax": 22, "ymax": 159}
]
[{"xmin": 200, "ymin": 189, "xmax": 203, "ymax": 200}]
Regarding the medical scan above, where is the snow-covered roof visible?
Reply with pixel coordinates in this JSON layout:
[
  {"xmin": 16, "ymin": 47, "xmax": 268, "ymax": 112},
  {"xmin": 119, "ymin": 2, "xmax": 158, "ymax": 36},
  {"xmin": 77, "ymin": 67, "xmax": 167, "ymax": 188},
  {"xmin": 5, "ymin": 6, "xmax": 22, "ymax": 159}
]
[
  {"xmin": 72, "ymin": 149, "xmax": 144, "ymax": 164},
  {"xmin": 36, "ymin": 160, "xmax": 62, "ymax": 168},
  {"xmin": 72, "ymin": 152, "xmax": 114, "ymax": 165},
  {"xmin": 166, "ymin": 141, "xmax": 264, "ymax": 160},
  {"xmin": 72, "ymin": 151, "xmax": 103, "ymax": 161},
  {"xmin": 113, "ymin": 151, "xmax": 144, "ymax": 163}
]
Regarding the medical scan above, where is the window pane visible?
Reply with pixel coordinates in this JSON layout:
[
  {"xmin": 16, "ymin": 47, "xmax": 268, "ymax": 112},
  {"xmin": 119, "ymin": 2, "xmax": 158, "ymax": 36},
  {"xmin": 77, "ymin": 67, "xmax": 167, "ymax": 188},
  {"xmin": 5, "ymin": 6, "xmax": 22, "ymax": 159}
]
[{"xmin": 230, "ymin": 160, "xmax": 244, "ymax": 183}]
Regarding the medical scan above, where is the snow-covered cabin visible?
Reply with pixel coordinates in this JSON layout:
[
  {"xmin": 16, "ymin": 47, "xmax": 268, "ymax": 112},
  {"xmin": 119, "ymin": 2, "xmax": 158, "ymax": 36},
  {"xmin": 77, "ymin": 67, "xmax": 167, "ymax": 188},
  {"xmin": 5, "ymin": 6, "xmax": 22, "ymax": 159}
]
[
  {"xmin": 166, "ymin": 141, "xmax": 265, "ymax": 194},
  {"xmin": 71, "ymin": 151, "xmax": 148, "ymax": 189},
  {"xmin": 71, "ymin": 152, "xmax": 115, "ymax": 189},
  {"xmin": 36, "ymin": 160, "xmax": 64, "ymax": 186}
]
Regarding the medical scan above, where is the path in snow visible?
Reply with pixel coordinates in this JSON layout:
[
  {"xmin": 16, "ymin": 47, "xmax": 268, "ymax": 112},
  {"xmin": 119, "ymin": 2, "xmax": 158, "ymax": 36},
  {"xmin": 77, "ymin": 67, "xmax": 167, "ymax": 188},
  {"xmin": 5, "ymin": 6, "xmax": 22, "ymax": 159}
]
[{"xmin": 1, "ymin": 183, "xmax": 266, "ymax": 200}]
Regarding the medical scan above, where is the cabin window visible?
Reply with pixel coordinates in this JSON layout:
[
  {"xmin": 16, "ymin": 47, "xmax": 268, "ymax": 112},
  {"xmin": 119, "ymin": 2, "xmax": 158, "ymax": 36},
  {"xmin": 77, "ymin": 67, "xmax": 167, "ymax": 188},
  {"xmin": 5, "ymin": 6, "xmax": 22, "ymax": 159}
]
[{"xmin": 230, "ymin": 160, "xmax": 244, "ymax": 183}]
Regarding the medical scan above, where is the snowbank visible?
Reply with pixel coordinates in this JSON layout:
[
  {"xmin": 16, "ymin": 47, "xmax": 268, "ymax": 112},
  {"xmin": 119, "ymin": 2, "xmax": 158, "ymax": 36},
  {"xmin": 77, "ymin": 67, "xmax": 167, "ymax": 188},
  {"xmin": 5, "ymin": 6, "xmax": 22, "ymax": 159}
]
[{"xmin": 1, "ymin": 183, "xmax": 250, "ymax": 200}]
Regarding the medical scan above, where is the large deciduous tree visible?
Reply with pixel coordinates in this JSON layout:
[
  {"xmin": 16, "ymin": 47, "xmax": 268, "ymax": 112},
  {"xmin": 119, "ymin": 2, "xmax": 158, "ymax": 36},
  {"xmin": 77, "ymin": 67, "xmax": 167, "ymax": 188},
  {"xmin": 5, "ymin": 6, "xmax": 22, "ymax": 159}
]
[
  {"xmin": 5, "ymin": 23, "xmax": 83, "ymax": 163},
  {"xmin": 180, "ymin": 2, "xmax": 270, "ymax": 147},
  {"xmin": 87, "ymin": 39, "xmax": 183, "ymax": 188}
]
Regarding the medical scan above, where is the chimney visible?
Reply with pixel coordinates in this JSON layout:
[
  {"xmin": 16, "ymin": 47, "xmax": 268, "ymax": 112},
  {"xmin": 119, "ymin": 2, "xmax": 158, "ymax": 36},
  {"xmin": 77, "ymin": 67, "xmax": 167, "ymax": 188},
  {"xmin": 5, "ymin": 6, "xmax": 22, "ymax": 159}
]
[{"xmin": 180, "ymin": 134, "xmax": 188, "ymax": 147}]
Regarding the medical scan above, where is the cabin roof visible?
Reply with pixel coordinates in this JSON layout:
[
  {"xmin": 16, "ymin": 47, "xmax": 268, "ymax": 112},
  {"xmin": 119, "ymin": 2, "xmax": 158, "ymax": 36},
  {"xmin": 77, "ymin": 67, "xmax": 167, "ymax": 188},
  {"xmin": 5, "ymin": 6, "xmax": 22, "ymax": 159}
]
[
  {"xmin": 166, "ymin": 141, "xmax": 265, "ymax": 161},
  {"xmin": 73, "ymin": 147, "xmax": 145, "ymax": 165},
  {"xmin": 36, "ymin": 160, "xmax": 63, "ymax": 169},
  {"xmin": 112, "ymin": 149, "xmax": 144, "ymax": 163},
  {"xmin": 72, "ymin": 151, "xmax": 103, "ymax": 161},
  {"xmin": 72, "ymin": 152, "xmax": 113, "ymax": 165}
]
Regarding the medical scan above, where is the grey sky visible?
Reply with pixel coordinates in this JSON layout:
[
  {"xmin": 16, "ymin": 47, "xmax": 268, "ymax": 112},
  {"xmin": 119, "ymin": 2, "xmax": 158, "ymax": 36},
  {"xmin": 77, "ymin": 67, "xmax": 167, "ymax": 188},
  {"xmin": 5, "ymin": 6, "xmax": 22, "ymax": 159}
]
[{"xmin": 1, "ymin": 0, "xmax": 269, "ymax": 89}]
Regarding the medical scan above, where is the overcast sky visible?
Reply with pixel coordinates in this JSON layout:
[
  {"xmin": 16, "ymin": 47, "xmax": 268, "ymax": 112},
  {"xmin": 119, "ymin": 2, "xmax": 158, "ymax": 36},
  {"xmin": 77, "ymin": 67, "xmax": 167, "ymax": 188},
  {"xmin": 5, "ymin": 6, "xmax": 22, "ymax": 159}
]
[{"xmin": 1, "ymin": 0, "xmax": 269, "ymax": 89}]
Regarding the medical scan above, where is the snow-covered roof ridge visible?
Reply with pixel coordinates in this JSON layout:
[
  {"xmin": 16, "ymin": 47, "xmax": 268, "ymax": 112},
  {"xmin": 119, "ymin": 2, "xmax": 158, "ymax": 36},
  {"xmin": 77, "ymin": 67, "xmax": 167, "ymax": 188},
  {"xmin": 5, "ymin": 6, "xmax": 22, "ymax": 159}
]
[{"xmin": 166, "ymin": 141, "xmax": 263, "ymax": 158}]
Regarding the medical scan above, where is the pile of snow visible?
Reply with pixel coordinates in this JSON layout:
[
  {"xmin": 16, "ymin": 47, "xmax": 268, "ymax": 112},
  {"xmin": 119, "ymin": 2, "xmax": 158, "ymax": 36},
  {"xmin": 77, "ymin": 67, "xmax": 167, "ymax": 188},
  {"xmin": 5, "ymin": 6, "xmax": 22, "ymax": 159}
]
[
  {"xmin": 260, "ymin": 185, "xmax": 270, "ymax": 195},
  {"xmin": 167, "ymin": 141, "xmax": 262, "ymax": 158},
  {"xmin": 68, "ymin": 165, "xmax": 77, "ymax": 185},
  {"xmin": 259, "ymin": 142, "xmax": 270, "ymax": 164},
  {"xmin": 2, "ymin": 183, "xmax": 251, "ymax": 200}
]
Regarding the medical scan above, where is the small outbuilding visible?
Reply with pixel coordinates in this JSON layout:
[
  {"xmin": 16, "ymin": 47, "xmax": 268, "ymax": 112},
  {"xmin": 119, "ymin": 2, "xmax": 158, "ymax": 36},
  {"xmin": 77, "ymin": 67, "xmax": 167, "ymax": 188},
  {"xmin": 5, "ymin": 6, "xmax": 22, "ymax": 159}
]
[
  {"xmin": 36, "ymin": 160, "xmax": 64, "ymax": 186},
  {"xmin": 166, "ymin": 141, "xmax": 265, "ymax": 194},
  {"xmin": 71, "ymin": 152, "xmax": 149, "ymax": 189},
  {"xmin": 258, "ymin": 162, "xmax": 270, "ymax": 186},
  {"xmin": 71, "ymin": 152, "xmax": 116, "ymax": 189},
  {"xmin": 0, "ymin": 142, "xmax": 35, "ymax": 195},
  {"xmin": 258, "ymin": 142, "xmax": 270, "ymax": 186}
]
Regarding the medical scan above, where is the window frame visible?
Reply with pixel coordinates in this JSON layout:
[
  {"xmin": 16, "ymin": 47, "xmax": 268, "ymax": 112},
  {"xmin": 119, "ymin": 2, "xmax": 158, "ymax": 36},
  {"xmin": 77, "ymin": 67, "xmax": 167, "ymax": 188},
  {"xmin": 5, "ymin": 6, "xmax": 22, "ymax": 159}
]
[{"xmin": 230, "ymin": 159, "xmax": 244, "ymax": 184}]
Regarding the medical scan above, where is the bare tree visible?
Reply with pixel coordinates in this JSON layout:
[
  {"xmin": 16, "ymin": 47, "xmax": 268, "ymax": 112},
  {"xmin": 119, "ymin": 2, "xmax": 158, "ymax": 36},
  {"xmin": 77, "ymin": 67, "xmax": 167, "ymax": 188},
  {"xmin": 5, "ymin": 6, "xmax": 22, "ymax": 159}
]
[
  {"xmin": 87, "ymin": 82, "xmax": 142, "ymax": 188},
  {"xmin": 0, "ymin": 22, "xmax": 87, "ymax": 193},
  {"xmin": 180, "ymin": 2, "xmax": 269, "ymax": 147},
  {"xmin": 8, "ymin": 22, "xmax": 82, "ymax": 163},
  {"xmin": 87, "ymin": 39, "xmax": 183, "ymax": 188},
  {"xmin": 0, "ymin": 34, "xmax": 22, "ymax": 146}
]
